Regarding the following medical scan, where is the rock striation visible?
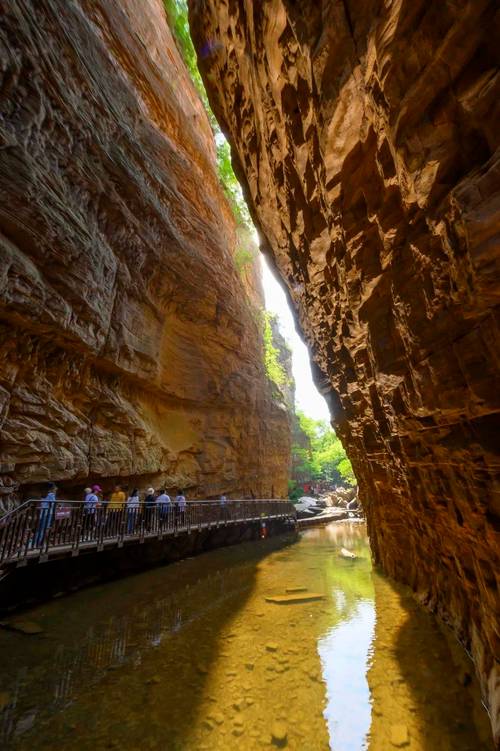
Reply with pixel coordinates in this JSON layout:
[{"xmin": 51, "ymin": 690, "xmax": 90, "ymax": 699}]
[
  {"xmin": 0, "ymin": 0, "xmax": 292, "ymax": 506},
  {"xmin": 189, "ymin": 0, "xmax": 500, "ymax": 739}
]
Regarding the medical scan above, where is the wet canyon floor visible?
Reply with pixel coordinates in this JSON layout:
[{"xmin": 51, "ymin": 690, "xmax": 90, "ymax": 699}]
[{"xmin": 0, "ymin": 522, "xmax": 493, "ymax": 751}]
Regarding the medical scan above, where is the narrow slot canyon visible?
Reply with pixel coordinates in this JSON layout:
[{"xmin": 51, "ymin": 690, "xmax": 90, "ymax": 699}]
[{"xmin": 0, "ymin": 1, "xmax": 498, "ymax": 749}]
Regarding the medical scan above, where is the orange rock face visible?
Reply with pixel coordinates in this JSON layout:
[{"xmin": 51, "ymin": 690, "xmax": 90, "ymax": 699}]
[
  {"xmin": 189, "ymin": 0, "xmax": 500, "ymax": 739},
  {"xmin": 0, "ymin": 0, "xmax": 291, "ymax": 504}
]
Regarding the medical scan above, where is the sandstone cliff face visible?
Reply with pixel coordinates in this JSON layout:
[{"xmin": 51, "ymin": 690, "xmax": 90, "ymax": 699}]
[
  {"xmin": 189, "ymin": 0, "xmax": 500, "ymax": 738},
  {"xmin": 0, "ymin": 0, "xmax": 291, "ymax": 505}
]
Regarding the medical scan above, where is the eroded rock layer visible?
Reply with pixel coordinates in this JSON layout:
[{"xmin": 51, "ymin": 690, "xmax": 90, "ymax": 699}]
[
  {"xmin": 0, "ymin": 0, "xmax": 291, "ymax": 505},
  {"xmin": 189, "ymin": 0, "xmax": 500, "ymax": 738}
]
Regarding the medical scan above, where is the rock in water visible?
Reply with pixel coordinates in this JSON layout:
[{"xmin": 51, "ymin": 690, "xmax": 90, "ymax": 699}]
[
  {"xmin": 390, "ymin": 724, "xmax": 409, "ymax": 747},
  {"xmin": 209, "ymin": 712, "xmax": 224, "ymax": 726},
  {"xmin": 265, "ymin": 594, "xmax": 325, "ymax": 604},
  {"xmin": 271, "ymin": 722, "xmax": 288, "ymax": 747},
  {"xmin": 0, "ymin": 620, "xmax": 44, "ymax": 635},
  {"xmin": 265, "ymin": 643, "xmax": 279, "ymax": 653},
  {"xmin": 340, "ymin": 548, "xmax": 357, "ymax": 560}
]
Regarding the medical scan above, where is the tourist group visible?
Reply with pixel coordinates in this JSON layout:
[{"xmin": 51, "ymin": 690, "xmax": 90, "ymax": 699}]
[{"xmin": 31, "ymin": 483, "xmax": 228, "ymax": 549}]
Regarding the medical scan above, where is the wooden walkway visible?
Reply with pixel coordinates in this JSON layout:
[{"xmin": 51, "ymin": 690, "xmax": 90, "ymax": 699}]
[{"xmin": 0, "ymin": 499, "xmax": 296, "ymax": 570}]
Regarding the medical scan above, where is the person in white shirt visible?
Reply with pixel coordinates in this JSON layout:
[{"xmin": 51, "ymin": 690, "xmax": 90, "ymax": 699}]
[
  {"xmin": 84, "ymin": 487, "xmax": 99, "ymax": 512},
  {"xmin": 83, "ymin": 486, "xmax": 99, "ymax": 537},
  {"xmin": 156, "ymin": 489, "xmax": 171, "ymax": 526},
  {"xmin": 126, "ymin": 488, "xmax": 140, "ymax": 534},
  {"xmin": 220, "ymin": 494, "xmax": 229, "ymax": 520},
  {"xmin": 175, "ymin": 490, "xmax": 186, "ymax": 526}
]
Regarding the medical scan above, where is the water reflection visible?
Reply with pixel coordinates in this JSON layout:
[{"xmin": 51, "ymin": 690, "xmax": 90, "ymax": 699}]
[
  {"xmin": 319, "ymin": 602, "xmax": 375, "ymax": 750},
  {"xmin": 2, "ymin": 568, "xmax": 231, "ymax": 742},
  {"xmin": 316, "ymin": 523, "xmax": 375, "ymax": 750},
  {"xmin": 0, "ymin": 537, "xmax": 294, "ymax": 748},
  {"xmin": 0, "ymin": 524, "xmax": 493, "ymax": 751}
]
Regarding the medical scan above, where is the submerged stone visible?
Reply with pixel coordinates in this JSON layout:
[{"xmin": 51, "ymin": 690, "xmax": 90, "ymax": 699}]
[
  {"xmin": 209, "ymin": 712, "xmax": 224, "ymax": 726},
  {"xmin": 390, "ymin": 724, "xmax": 409, "ymax": 747},
  {"xmin": 265, "ymin": 594, "xmax": 325, "ymax": 604},
  {"xmin": 0, "ymin": 692, "xmax": 11, "ymax": 711},
  {"xmin": 271, "ymin": 721, "xmax": 288, "ymax": 747},
  {"xmin": 0, "ymin": 620, "xmax": 44, "ymax": 635},
  {"xmin": 339, "ymin": 548, "xmax": 357, "ymax": 559}
]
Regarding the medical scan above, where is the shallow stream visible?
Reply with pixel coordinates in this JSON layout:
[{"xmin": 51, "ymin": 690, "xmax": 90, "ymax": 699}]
[{"xmin": 0, "ymin": 523, "xmax": 493, "ymax": 750}]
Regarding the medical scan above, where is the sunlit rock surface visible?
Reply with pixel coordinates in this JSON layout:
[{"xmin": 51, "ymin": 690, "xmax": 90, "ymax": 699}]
[
  {"xmin": 189, "ymin": 0, "xmax": 500, "ymax": 739},
  {"xmin": 0, "ymin": 0, "xmax": 291, "ymax": 504}
]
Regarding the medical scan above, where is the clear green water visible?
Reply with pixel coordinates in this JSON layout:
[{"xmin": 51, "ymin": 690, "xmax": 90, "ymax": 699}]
[{"xmin": 0, "ymin": 523, "xmax": 493, "ymax": 750}]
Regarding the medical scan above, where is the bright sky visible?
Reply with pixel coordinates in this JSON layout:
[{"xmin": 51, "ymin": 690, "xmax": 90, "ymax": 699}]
[{"xmin": 261, "ymin": 255, "xmax": 331, "ymax": 422}]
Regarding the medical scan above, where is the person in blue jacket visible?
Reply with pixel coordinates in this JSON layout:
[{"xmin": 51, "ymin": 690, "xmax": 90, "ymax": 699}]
[{"xmin": 33, "ymin": 482, "xmax": 57, "ymax": 548}]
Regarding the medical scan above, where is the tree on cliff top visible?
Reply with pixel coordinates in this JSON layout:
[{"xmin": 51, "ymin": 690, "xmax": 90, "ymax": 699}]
[{"xmin": 164, "ymin": 0, "xmax": 252, "ymax": 232}]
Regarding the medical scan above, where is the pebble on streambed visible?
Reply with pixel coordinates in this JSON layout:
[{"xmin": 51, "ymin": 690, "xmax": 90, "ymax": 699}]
[
  {"xmin": 271, "ymin": 721, "xmax": 288, "ymax": 747},
  {"xmin": 390, "ymin": 723, "xmax": 410, "ymax": 747}
]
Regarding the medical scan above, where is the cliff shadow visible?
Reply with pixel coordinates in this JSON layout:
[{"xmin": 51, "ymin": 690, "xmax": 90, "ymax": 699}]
[
  {"xmin": 0, "ymin": 534, "xmax": 297, "ymax": 750},
  {"xmin": 368, "ymin": 570, "xmax": 494, "ymax": 750}
]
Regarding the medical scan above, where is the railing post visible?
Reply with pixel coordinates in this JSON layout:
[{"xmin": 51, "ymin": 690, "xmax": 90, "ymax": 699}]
[
  {"xmin": 97, "ymin": 506, "xmax": 105, "ymax": 551},
  {"xmin": 19, "ymin": 503, "xmax": 34, "ymax": 565},
  {"xmin": 72, "ymin": 504, "xmax": 83, "ymax": 556},
  {"xmin": 157, "ymin": 505, "xmax": 163, "ymax": 540}
]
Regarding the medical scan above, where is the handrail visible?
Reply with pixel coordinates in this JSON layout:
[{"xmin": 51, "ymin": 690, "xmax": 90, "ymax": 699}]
[
  {"xmin": 0, "ymin": 499, "xmax": 296, "ymax": 567},
  {"xmin": 0, "ymin": 499, "xmax": 32, "ymax": 524}
]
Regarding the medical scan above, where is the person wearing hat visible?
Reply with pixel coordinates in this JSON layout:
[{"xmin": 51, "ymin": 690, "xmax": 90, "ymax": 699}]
[
  {"xmin": 144, "ymin": 487, "xmax": 156, "ymax": 532},
  {"xmin": 33, "ymin": 482, "xmax": 57, "ymax": 548}
]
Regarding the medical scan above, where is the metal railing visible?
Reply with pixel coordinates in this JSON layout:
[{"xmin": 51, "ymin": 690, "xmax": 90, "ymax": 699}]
[{"xmin": 0, "ymin": 499, "xmax": 296, "ymax": 567}]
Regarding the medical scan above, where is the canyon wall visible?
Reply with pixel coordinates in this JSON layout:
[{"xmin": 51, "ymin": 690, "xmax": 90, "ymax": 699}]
[
  {"xmin": 0, "ymin": 0, "xmax": 292, "ymax": 506},
  {"xmin": 189, "ymin": 0, "xmax": 500, "ymax": 739}
]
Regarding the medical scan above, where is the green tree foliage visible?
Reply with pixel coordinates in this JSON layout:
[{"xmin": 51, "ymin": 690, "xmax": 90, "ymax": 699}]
[
  {"xmin": 262, "ymin": 312, "xmax": 288, "ymax": 387},
  {"xmin": 163, "ymin": 1, "xmax": 213, "ymax": 118},
  {"xmin": 293, "ymin": 411, "xmax": 356, "ymax": 487},
  {"xmin": 216, "ymin": 140, "xmax": 253, "ymax": 230},
  {"xmin": 234, "ymin": 242, "xmax": 256, "ymax": 275},
  {"xmin": 288, "ymin": 479, "xmax": 303, "ymax": 502},
  {"xmin": 163, "ymin": 0, "xmax": 252, "ymax": 231}
]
